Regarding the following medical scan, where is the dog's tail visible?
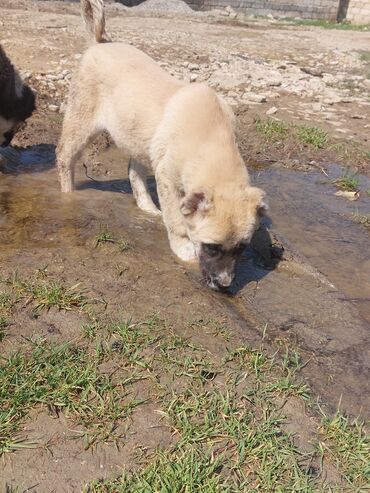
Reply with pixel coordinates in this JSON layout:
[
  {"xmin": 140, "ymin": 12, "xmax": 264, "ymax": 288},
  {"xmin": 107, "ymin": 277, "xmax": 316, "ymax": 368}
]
[{"xmin": 80, "ymin": 0, "xmax": 111, "ymax": 43}]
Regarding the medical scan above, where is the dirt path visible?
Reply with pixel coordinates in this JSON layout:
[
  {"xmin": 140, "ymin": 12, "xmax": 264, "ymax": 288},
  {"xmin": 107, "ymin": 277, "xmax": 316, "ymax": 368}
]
[{"xmin": 0, "ymin": 2, "xmax": 369, "ymax": 491}]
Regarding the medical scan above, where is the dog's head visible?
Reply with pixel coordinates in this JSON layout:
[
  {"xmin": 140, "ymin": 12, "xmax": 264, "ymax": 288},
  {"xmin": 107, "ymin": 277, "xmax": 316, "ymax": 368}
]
[
  {"xmin": 0, "ymin": 47, "xmax": 36, "ymax": 147},
  {"xmin": 181, "ymin": 185, "xmax": 267, "ymax": 291},
  {"xmin": 0, "ymin": 84, "xmax": 35, "ymax": 147}
]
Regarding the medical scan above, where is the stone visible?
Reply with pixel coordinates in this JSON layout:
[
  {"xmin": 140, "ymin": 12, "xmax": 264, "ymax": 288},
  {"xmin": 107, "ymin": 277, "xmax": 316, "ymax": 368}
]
[
  {"xmin": 323, "ymin": 74, "xmax": 337, "ymax": 86},
  {"xmin": 190, "ymin": 74, "xmax": 198, "ymax": 82},
  {"xmin": 48, "ymin": 104, "xmax": 59, "ymax": 112},
  {"xmin": 266, "ymin": 106, "xmax": 278, "ymax": 115},
  {"xmin": 244, "ymin": 93, "xmax": 267, "ymax": 103}
]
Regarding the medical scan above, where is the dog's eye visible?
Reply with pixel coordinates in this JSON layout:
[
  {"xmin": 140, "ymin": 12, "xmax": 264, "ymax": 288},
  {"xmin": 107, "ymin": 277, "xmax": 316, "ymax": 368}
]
[
  {"xmin": 203, "ymin": 243, "xmax": 222, "ymax": 257},
  {"xmin": 232, "ymin": 243, "xmax": 247, "ymax": 255}
]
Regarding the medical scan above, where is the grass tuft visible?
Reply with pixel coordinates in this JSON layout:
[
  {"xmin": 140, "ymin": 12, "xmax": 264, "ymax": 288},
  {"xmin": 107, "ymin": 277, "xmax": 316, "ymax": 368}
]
[
  {"xmin": 0, "ymin": 340, "xmax": 141, "ymax": 454},
  {"xmin": 8, "ymin": 273, "xmax": 87, "ymax": 312},
  {"xmin": 334, "ymin": 174, "xmax": 360, "ymax": 192},
  {"xmin": 281, "ymin": 18, "xmax": 370, "ymax": 31},
  {"xmin": 95, "ymin": 228, "xmax": 133, "ymax": 251},
  {"xmin": 319, "ymin": 413, "xmax": 370, "ymax": 490},
  {"xmin": 255, "ymin": 117, "xmax": 288, "ymax": 141},
  {"xmin": 295, "ymin": 125, "xmax": 328, "ymax": 149},
  {"xmin": 85, "ymin": 446, "xmax": 227, "ymax": 493}
]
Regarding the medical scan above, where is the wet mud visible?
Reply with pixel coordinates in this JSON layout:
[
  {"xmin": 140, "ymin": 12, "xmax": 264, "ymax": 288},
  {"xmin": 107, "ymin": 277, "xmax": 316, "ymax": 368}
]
[{"xmin": 1, "ymin": 143, "xmax": 369, "ymax": 420}]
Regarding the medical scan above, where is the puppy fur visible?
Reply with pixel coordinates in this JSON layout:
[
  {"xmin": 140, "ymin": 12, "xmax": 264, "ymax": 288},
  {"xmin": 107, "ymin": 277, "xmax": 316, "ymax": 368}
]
[
  {"xmin": 0, "ymin": 45, "xmax": 35, "ymax": 147},
  {"xmin": 57, "ymin": 0, "xmax": 267, "ymax": 290}
]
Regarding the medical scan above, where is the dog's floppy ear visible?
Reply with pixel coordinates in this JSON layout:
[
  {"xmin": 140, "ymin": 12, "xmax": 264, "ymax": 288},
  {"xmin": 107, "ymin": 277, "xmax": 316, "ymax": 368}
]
[
  {"xmin": 246, "ymin": 186, "xmax": 268, "ymax": 217},
  {"xmin": 180, "ymin": 189, "xmax": 213, "ymax": 216}
]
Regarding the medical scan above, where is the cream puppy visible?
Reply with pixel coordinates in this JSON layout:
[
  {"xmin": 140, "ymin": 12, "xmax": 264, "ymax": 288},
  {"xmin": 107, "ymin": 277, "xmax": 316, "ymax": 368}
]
[{"xmin": 57, "ymin": 0, "xmax": 267, "ymax": 290}]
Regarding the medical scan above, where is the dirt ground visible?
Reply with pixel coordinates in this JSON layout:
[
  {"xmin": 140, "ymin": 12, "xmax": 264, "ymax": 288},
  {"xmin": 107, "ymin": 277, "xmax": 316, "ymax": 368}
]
[{"xmin": 0, "ymin": 1, "xmax": 369, "ymax": 491}]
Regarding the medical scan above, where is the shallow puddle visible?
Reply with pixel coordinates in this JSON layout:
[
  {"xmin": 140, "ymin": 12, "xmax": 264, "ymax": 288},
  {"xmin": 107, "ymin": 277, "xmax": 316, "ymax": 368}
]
[
  {"xmin": 0, "ymin": 144, "xmax": 369, "ymax": 415},
  {"xmin": 253, "ymin": 164, "xmax": 370, "ymax": 324}
]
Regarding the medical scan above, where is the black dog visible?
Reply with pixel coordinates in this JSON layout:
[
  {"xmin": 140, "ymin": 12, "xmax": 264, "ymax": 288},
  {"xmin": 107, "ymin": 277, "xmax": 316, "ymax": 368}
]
[{"xmin": 0, "ymin": 45, "xmax": 35, "ymax": 147}]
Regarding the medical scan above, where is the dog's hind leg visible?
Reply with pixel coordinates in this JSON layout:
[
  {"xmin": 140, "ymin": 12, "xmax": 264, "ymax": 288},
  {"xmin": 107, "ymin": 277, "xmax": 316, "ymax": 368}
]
[
  {"xmin": 128, "ymin": 158, "xmax": 161, "ymax": 215},
  {"xmin": 57, "ymin": 110, "xmax": 97, "ymax": 193}
]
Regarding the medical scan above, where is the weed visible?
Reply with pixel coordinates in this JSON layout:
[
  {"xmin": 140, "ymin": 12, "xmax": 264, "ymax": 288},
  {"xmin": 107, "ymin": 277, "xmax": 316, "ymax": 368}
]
[
  {"xmin": 95, "ymin": 231, "xmax": 116, "ymax": 247},
  {"xmin": 334, "ymin": 174, "xmax": 360, "ymax": 192},
  {"xmin": 319, "ymin": 413, "xmax": 370, "ymax": 490},
  {"xmin": 282, "ymin": 18, "xmax": 370, "ymax": 31},
  {"xmin": 9, "ymin": 273, "xmax": 86, "ymax": 312},
  {"xmin": 0, "ymin": 340, "xmax": 141, "ymax": 454},
  {"xmin": 295, "ymin": 125, "xmax": 328, "ymax": 149},
  {"xmin": 85, "ymin": 446, "xmax": 227, "ymax": 493},
  {"xmin": 255, "ymin": 117, "xmax": 288, "ymax": 141},
  {"xmin": 95, "ymin": 229, "xmax": 133, "ymax": 252},
  {"xmin": 117, "ymin": 239, "xmax": 133, "ymax": 252}
]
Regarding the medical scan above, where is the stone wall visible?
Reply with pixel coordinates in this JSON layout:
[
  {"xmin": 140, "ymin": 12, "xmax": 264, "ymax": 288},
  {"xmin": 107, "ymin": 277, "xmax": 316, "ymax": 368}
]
[
  {"xmin": 346, "ymin": 0, "xmax": 370, "ymax": 24},
  {"xmin": 185, "ymin": 0, "xmax": 340, "ymax": 20}
]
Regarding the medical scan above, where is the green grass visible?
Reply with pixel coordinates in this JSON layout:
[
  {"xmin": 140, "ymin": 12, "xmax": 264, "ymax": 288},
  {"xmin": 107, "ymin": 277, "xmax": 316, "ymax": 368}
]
[
  {"xmin": 7, "ymin": 273, "xmax": 87, "ymax": 313},
  {"xmin": 255, "ymin": 117, "xmax": 328, "ymax": 150},
  {"xmin": 295, "ymin": 125, "xmax": 328, "ymax": 150},
  {"xmin": 95, "ymin": 231, "xmax": 116, "ymax": 247},
  {"xmin": 282, "ymin": 18, "xmax": 370, "ymax": 31},
  {"xmin": 334, "ymin": 174, "xmax": 360, "ymax": 192},
  {"xmin": 255, "ymin": 117, "xmax": 288, "ymax": 141},
  {"xmin": 85, "ymin": 446, "xmax": 228, "ymax": 493},
  {"xmin": 2, "ymin": 311, "xmax": 368, "ymax": 492},
  {"xmin": 318, "ymin": 413, "xmax": 370, "ymax": 490},
  {"xmin": 0, "ymin": 339, "xmax": 142, "ymax": 454},
  {"xmin": 95, "ymin": 228, "xmax": 133, "ymax": 251}
]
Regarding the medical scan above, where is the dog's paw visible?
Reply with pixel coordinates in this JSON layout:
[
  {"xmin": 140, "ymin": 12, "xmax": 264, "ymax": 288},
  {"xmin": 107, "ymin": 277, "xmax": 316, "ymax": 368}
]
[{"xmin": 172, "ymin": 239, "xmax": 198, "ymax": 262}]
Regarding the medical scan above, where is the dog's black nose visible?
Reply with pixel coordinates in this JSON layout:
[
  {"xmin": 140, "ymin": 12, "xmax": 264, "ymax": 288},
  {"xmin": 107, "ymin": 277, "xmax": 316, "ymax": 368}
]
[{"xmin": 207, "ymin": 277, "xmax": 231, "ymax": 292}]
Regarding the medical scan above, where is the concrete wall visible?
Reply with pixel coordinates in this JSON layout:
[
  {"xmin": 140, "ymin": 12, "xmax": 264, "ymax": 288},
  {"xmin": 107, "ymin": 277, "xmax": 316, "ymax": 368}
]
[
  {"xmin": 186, "ymin": 0, "xmax": 340, "ymax": 20},
  {"xmin": 346, "ymin": 0, "xmax": 370, "ymax": 24}
]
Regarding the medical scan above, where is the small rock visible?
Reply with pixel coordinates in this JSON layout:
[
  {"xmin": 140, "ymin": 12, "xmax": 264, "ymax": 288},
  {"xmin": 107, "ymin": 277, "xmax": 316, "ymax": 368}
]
[
  {"xmin": 48, "ymin": 104, "xmax": 59, "ymax": 112},
  {"xmin": 266, "ymin": 106, "xmax": 278, "ymax": 115},
  {"xmin": 267, "ymin": 80, "xmax": 282, "ymax": 87},
  {"xmin": 225, "ymin": 5, "xmax": 236, "ymax": 14},
  {"xmin": 323, "ymin": 74, "xmax": 337, "ymax": 86},
  {"xmin": 190, "ymin": 74, "xmax": 198, "ymax": 82},
  {"xmin": 189, "ymin": 63, "xmax": 199, "ymax": 71},
  {"xmin": 244, "ymin": 93, "xmax": 267, "ymax": 103}
]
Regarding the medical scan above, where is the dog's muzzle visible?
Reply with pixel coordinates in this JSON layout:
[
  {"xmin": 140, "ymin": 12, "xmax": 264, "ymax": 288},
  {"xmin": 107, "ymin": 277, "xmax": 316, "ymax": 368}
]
[{"xmin": 206, "ymin": 273, "xmax": 234, "ymax": 291}]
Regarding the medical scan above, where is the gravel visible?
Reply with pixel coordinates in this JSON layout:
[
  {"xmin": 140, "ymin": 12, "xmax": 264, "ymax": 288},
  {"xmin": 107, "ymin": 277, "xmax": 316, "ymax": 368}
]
[{"xmin": 133, "ymin": 0, "xmax": 195, "ymax": 14}]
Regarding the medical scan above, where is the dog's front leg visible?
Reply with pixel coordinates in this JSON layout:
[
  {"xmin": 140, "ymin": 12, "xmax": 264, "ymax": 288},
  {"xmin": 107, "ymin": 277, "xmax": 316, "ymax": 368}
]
[{"xmin": 155, "ymin": 171, "xmax": 197, "ymax": 262}]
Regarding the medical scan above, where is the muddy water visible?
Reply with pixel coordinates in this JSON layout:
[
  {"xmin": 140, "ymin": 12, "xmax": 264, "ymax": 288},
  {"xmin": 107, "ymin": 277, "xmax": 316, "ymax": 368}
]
[
  {"xmin": 253, "ymin": 164, "xmax": 370, "ymax": 324},
  {"xmin": 0, "ymin": 144, "xmax": 369, "ymax": 416}
]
